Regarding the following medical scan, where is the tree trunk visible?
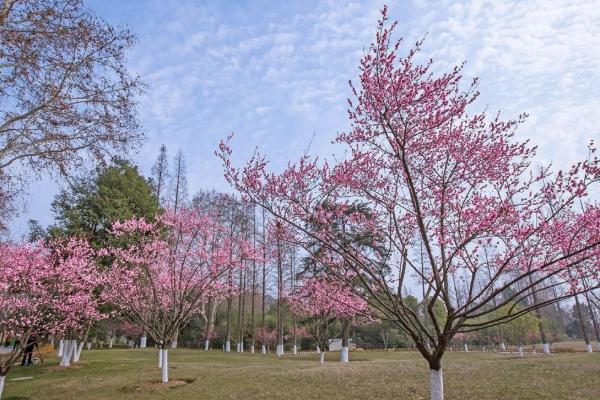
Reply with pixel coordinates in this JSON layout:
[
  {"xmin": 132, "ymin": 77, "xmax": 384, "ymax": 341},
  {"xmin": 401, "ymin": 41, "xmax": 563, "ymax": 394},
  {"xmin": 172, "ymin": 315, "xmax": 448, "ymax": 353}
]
[
  {"xmin": 261, "ymin": 208, "xmax": 267, "ymax": 351},
  {"xmin": 57, "ymin": 339, "xmax": 64, "ymax": 357},
  {"xmin": 497, "ymin": 324, "xmax": 505, "ymax": 351},
  {"xmin": 170, "ymin": 330, "xmax": 178, "ymax": 349},
  {"xmin": 0, "ymin": 375, "xmax": 5, "ymax": 400},
  {"xmin": 237, "ymin": 267, "xmax": 244, "ymax": 353},
  {"xmin": 542, "ymin": 343, "xmax": 550, "ymax": 353},
  {"xmin": 73, "ymin": 341, "xmax": 84, "ymax": 363},
  {"xmin": 59, "ymin": 339, "xmax": 71, "ymax": 367},
  {"xmin": 574, "ymin": 295, "xmax": 591, "ymax": 351},
  {"xmin": 276, "ymin": 234, "xmax": 284, "ymax": 357},
  {"xmin": 205, "ymin": 299, "xmax": 217, "ymax": 351},
  {"xmin": 161, "ymin": 349, "xmax": 169, "ymax": 383},
  {"xmin": 429, "ymin": 368, "xmax": 444, "ymax": 400},
  {"xmin": 240, "ymin": 265, "xmax": 246, "ymax": 353},
  {"xmin": 67, "ymin": 340, "xmax": 77, "ymax": 365},
  {"xmin": 319, "ymin": 351, "xmax": 325, "ymax": 364},
  {"xmin": 140, "ymin": 333, "xmax": 147, "ymax": 348},
  {"xmin": 529, "ymin": 277, "xmax": 550, "ymax": 353},
  {"xmin": 341, "ymin": 320, "xmax": 350, "ymax": 363},
  {"xmin": 584, "ymin": 293, "xmax": 600, "ymax": 345},
  {"xmin": 226, "ymin": 275, "xmax": 232, "ymax": 352},
  {"xmin": 158, "ymin": 347, "xmax": 163, "ymax": 368},
  {"xmin": 251, "ymin": 210, "xmax": 257, "ymax": 354},
  {"xmin": 290, "ymin": 251, "xmax": 298, "ymax": 356}
]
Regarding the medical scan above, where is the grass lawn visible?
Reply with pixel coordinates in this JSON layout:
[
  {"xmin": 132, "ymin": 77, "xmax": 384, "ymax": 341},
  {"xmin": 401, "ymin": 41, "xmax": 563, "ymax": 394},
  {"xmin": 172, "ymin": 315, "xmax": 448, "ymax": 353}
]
[{"xmin": 3, "ymin": 348, "xmax": 599, "ymax": 399}]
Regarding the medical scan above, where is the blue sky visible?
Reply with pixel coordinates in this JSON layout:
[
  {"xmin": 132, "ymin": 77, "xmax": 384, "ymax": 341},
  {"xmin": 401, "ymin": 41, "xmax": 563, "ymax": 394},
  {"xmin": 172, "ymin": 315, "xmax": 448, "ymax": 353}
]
[{"xmin": 10, "ymin": 0, "xmax": 600, "ymax": 238}]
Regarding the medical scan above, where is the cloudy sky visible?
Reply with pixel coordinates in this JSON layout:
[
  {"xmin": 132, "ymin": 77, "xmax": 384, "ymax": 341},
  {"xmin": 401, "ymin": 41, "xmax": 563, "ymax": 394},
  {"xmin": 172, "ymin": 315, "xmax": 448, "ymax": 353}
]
[{"xmin": 10, "ymin": 0, "xmax": 600, "ymax": 237}]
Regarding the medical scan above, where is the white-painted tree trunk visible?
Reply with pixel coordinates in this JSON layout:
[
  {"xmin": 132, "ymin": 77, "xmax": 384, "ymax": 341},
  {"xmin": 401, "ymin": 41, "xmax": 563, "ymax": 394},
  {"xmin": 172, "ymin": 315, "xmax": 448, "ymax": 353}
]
[
  {"xmin": 429, "ymin": 369, "xmax": 444, "ymax": 400},
  {"xmin": 60, "ymin": 340, "xmax": 71, "ymax": 366},
  {"xmin": 140, "ymin": 336, "xmax": 147, "ymax": 348},
  {"xmin": 108, "ymin": 337, "xmax": 113, "ymax": 348},
  {"xmin": 86, "ymin": 342, "xmax": 91, "ymax": 350},
  {"xmin": 261, "ymin": 344, "xmax": 266, "ymax": 354},
  {"xmin": 0, "ymin": 375, "xmax": 5, "ymax": 400},
  {"xmin": 69, "ymin": 340, "xmax": 78, "ymax": 363},
  {"xmin": 250, "ymin": 345, "xmax": 255, "ymax": 354},
  {"xmin": 292, "ymin": 345, "xmax": 297, "ymax": 355},
  {"xmin": 276, "ymin": 344, "xmax": 284, "ymax": 357},
  {"xmin": 57, "ymin": 339, "xmax": 64, "ymax": 357},
  {"xmin": 170, "ymin": 340, "xmax": 177, "ymax": 349},
  {"xmin": 542, "ymin": 343, "xmax": 550, "ymax": 354},
  {"xmin": 73, "ymin": 341, "xmax": 84, "ymax": 363},
  {"xmin": 316, "ymin": 345, "xmax": 321, "ymax": 353},
  {"xmin": 319, "ymin": 352, "xmax": 325, "ymax": 364},
  {"xmin": 161, "ymin": 349, "xmax": 169, "ymax": 383},
  {"xmin": 463, "ymin": 343, "xmax": 469, "ymax": 352},
  {"xmin": 518, "ymin": 346, "xmax": 524, "ymax": 357},
  {"xmin": 204, "ymin": 340, "xmax": 210, "ymax": 351},
  {"xmin": 500, "ymin": 342, "xmax": 506, "ymax": 352},
  {"xmin": 340, "ymin": 346, "xmax": 349, "ymax": 363},
  {"xmin": 225, "ymin": 340, "xmax": 231, "ymax": 352},
  {"xmin": 158, "ymin": 347, "xmax": 163, "ymax": 368},
  {"xmin": 586, "ymin": 343, "xmax": 593, "ymax": 353},
  {"xmin": 240, "ymin": 342, "xmax": 244, "ymax": 352}
]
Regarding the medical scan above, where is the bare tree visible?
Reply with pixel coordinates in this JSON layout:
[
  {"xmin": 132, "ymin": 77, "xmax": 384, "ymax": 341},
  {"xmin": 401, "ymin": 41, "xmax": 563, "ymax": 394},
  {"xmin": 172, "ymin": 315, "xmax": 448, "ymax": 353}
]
[
  {"xmin": 170, "ymin": 150, "xmax": 188, "ymax": 211},
  {"xmin": 0, "ymin": 0, "xmax": 144, "ymax": 228},
  {"xmin": 151, "ymin": 144, "xmax": 169, "ymax": 206}
]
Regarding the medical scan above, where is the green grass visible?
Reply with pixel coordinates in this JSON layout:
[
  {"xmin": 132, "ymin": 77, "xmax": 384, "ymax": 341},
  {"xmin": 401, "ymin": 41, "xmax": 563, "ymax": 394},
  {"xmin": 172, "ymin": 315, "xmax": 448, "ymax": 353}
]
[{"xmin": 3, "ymin": 348, "xmax": 600, "ymax": 399}]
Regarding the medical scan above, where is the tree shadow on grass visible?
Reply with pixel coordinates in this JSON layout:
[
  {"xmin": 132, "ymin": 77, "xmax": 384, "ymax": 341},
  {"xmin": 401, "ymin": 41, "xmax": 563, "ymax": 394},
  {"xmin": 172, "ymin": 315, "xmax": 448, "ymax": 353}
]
[{"xmin": 119, "ymin": 377, "xmax": 197, "ymax": 393}]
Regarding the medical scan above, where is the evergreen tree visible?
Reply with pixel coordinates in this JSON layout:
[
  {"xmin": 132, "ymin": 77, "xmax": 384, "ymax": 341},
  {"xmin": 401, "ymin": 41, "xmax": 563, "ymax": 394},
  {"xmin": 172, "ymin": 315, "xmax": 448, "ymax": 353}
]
[{"xmin": 50, "ymin": 158, "xmax": 158, "ymax": 248}]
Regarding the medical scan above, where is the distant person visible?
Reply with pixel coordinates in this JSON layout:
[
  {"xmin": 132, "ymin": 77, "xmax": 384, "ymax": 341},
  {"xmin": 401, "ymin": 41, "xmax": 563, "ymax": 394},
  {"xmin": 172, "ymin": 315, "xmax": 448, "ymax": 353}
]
[{"xmin": 21, "ymin": 335, "xmax": 38, "ymax": 366}]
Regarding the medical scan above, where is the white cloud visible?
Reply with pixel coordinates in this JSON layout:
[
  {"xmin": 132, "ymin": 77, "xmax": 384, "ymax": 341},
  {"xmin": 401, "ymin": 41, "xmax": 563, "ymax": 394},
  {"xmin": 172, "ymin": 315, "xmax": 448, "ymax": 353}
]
[{"xmin": 403, "ymin": 0, "xmax": 600, "ymax": 169}]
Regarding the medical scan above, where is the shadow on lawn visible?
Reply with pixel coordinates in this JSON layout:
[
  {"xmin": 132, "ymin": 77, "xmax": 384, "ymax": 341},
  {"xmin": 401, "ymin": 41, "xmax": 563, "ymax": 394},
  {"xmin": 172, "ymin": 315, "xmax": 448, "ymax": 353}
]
[{"xmin": 119, "ymin": 377, "xmax": 197, "ymax": 393}]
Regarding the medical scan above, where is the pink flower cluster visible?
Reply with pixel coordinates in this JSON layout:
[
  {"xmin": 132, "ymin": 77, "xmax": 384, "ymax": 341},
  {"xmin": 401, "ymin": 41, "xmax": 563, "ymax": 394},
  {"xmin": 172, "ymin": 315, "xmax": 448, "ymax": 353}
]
[
  {"xmin": 289, "ymin": 277, "xmax": 369, "ymax": 322},
  {"xmin": 0, "ymin": 238, "xmax": 101, "ymax": 339}
]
